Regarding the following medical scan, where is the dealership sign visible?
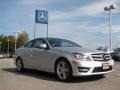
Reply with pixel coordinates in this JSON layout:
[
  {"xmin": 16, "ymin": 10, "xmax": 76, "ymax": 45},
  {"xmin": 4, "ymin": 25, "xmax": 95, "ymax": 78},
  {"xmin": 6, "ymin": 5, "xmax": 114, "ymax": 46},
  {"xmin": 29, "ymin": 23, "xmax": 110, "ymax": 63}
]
[{"xmin": 35, "ymin": 10, "xmax": 48, "ymax": 24}]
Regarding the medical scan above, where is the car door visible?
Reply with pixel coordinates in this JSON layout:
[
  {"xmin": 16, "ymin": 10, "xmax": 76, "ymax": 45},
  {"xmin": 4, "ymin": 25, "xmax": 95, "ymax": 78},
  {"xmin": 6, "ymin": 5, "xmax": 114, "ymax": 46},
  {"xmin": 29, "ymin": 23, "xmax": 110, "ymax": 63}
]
[
  {"xmin": 31, "ymin": 39, "xmax": 52, "ymax": 70},
  {"xmin": 22, "ymin": 40, "xmax": 35, "ymax": 67}
]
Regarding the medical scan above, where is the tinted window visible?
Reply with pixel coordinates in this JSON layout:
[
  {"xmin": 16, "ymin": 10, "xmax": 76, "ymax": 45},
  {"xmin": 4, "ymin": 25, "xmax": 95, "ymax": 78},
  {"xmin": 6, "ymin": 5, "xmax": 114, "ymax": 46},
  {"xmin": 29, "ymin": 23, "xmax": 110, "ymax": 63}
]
[
  {"xmin": 47, "ymin": 38, "xmax": 81, "ymax": 47},
  {"xmin": 24, "ymin": 40, "xmax": 34, "ymax": 48},
  {"xmin": 114, "ymin": 48, "xmax": 120, "ymax": 53},
  {"xmin": 33, "ymin": 39, "xmax": 47, "ymax": 48}
]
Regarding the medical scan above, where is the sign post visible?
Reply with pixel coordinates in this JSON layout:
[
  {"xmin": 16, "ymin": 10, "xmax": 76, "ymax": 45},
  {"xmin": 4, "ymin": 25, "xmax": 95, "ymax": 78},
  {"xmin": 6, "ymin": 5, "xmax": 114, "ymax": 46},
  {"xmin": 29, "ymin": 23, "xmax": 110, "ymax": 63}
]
[{"xmin": 34, "ymin": 10, "xmax": 48, "ymax": 39}]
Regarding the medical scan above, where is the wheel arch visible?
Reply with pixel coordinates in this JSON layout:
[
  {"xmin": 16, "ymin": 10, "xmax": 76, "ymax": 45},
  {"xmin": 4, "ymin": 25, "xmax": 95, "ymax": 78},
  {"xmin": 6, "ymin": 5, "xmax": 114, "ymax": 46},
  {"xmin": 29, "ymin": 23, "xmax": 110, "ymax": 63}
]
[
  {"xmin": 54, "ymin": 57, "xmax": 72, "ymax": 73},
  {"xmin": 15, "ymin": 56, "xmax": 23, "ymax": 65}
]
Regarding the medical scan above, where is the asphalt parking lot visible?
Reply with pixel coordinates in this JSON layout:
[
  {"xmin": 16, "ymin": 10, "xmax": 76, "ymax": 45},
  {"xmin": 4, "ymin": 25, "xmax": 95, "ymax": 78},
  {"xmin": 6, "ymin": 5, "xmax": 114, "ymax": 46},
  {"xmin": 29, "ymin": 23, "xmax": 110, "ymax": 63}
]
[{"xmin": 0, "ymin": 58, "xmax": 120, "ymax": 90}]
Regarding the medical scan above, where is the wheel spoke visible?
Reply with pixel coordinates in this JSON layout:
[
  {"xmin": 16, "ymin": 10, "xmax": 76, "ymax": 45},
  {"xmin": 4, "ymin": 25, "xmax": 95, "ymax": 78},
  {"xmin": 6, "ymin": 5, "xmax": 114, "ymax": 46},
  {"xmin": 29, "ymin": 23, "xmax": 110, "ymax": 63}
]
[
  {"xmin": 64, "ymin": 68, "xmax": 69, "ymax": 72},
  {"xmin": 59, "ymin": 70, "xmax": 63, "ymax": 75},
  {"xmin": 62, "ymin": 63, "xmax": 69, "ymax": 72},
  {"xmin": 61, "ymin": 62, "xmax": 65, "ymax": 67},
  {"xmin": 58, "ymin": 65, "xmax": 63, "ymax": 70},
  {"xmin": 62, "ymin": 72, "xmax": 67, "ymax": 79},
  {"xmin": 17, "ymin": 60, "xmax": 22, "ymax": 71}
]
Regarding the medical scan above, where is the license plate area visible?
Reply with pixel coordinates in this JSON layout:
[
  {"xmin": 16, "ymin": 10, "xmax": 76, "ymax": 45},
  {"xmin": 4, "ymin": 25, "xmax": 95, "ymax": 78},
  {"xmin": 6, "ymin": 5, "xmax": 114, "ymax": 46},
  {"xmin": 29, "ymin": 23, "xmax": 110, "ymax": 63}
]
[{"xmin": 102, "ymin": 63, "xmax": 109, "ymax": 70}]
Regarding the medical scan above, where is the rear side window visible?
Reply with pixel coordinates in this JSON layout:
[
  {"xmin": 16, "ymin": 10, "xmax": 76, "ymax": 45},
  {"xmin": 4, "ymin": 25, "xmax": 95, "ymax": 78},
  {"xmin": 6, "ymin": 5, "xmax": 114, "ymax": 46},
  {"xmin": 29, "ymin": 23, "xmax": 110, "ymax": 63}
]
[{"xmin": 24, "ymin": 40, "xmax": 34, "ymax": 48}]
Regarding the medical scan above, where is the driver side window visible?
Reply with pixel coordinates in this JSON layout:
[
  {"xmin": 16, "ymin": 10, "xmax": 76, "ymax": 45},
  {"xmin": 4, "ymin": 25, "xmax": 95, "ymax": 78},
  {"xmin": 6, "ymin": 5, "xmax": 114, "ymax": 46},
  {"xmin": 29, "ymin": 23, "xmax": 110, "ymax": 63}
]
[{"xmin": 33, "ymin": 39, "xmax": 47, "ymax": 48}]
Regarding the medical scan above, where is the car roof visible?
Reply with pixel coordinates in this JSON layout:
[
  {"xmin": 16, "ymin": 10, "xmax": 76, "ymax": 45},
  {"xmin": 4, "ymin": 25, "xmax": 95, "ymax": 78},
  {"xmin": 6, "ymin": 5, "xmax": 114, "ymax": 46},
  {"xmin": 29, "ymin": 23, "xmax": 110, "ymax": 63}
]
[
  {"xmin": 36, "ymin": 37, "xmax": 68, "ymax": 40},
  {"xmin": 29, "ymin": 37, "xmax": 67, "ymax": 42}
]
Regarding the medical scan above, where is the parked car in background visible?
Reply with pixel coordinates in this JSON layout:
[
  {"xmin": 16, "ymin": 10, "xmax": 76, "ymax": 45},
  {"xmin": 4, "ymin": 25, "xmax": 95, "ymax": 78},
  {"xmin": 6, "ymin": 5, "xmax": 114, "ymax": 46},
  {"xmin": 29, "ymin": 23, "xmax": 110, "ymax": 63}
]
[
  {"xmin": 0, "ymin": 51, "xmax": 7, "ymax": 58},
  {"xmin": 110, "ymin": 48, "xmax": 120, "ymax": 61},
  {"xmin": 9, "ymin": 52, "xmax": 15, "ymax": 58},
  {"xmin": 15, "ymin": 37, "xmax": 114, "ymax": 81},
  {"xmin": 114, "ymin": 48, "xmax": 120, "ymax": 56},
  {"xmin": 0, "ymin": 52, "xmax": 4, "ymax": 58},
  {"xmin": 96, "ymin": 47, "xmax": 120, "ymax": 61},
  {"xmin": 110, "ymin": 52, "xmax": 120, "ymax": 61}
]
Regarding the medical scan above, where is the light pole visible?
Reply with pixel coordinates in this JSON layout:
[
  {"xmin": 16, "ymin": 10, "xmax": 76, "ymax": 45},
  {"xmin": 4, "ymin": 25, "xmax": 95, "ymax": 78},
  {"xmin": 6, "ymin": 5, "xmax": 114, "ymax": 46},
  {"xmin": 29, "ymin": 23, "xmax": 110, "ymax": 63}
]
[
  {"xmin": 7, "ymin": 39, "xmax": 10, "ymax": 57},
  {"xmin": 14, "ymin": 31, "xmax": 20, "ymax": 51},
  {"xmin": 104, "ymin": 4, "xmax": 116, "ymax": 52}
]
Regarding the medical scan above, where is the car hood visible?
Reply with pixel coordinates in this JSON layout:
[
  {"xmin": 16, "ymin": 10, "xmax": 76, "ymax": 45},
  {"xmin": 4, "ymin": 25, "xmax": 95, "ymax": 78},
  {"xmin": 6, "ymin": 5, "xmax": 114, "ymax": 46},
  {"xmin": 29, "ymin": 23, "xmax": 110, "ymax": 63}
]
[{"xmin": 51, "ymin": 47, "xmax": 104, "ymax": 55}]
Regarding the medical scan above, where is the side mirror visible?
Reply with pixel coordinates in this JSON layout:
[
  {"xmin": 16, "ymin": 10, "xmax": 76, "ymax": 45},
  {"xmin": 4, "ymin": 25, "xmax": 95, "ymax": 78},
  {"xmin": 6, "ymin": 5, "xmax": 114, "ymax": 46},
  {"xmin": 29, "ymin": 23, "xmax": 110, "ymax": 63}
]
[{"xmin": 39, "ymin": 43, "xmax": 47, "ymax": 49}]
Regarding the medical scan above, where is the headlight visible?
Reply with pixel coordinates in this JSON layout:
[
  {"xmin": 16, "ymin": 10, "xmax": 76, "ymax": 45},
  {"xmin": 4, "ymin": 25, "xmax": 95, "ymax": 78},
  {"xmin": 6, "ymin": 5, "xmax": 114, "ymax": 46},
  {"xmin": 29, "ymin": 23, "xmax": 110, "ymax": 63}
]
[
  {"xmin": 72, "ymin": 53, "xmax": 85, "ymax": 59},
  {"xmin": 72, "ymin": 53, "xmax": 91, "ymax": 61}
]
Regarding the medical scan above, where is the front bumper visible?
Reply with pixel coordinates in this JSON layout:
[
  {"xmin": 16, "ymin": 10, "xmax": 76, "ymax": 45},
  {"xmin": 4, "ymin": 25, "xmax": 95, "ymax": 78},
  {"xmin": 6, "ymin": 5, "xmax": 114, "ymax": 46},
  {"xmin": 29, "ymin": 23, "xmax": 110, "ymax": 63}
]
[{"xmin": 71, "ymin": 59, "xmax": 114, "ymax": 77}]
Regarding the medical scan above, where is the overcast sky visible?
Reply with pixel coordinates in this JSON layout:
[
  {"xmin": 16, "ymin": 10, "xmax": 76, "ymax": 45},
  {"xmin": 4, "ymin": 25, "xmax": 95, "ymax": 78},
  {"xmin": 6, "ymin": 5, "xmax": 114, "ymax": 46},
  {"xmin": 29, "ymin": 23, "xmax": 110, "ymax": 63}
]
[{"xmin": 0, "ymin": 0, "xmax": 120, "ymax": 49}]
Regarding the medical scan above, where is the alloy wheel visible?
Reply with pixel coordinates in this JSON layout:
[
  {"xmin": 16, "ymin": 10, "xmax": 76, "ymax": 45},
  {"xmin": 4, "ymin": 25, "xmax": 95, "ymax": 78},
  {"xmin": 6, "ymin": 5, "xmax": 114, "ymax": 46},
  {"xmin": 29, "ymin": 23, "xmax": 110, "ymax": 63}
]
[
  {"xmin": 56, "ymin": 61, "xmax": 70, "ymax": 80},
  {"xmin": 16, "ymin": 59, "xmax": 23, "ymax": 72}
]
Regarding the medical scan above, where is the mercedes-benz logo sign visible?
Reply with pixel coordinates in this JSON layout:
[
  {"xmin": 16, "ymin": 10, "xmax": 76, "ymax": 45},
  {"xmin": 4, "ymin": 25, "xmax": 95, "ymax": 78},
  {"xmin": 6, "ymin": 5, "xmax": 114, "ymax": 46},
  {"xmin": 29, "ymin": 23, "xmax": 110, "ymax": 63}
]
[{"xmin": 102, "ymin": 54, "xmax": 107, "ymax": 60}]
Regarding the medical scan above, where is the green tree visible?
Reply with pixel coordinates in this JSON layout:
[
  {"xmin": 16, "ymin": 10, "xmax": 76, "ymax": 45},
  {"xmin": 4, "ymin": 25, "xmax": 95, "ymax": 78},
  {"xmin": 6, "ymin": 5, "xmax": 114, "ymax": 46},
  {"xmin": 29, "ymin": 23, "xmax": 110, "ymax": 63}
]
[
  {"xmin": 0, "ymin": 31, "xmax": 29, "ymax": 52},
  {"xmin": 0, "ymin": 34, "xmax": 4, "ymax": 41},
  {"xmin": 0, "ymin": 35, "xmax": 15, "ymax": 52},
  {"xmin": 17, "ymin": 31, "xmax": 29, "ymax": 48},
  {"xmin": 0, "ymin": 34, "xmax": 4, "ymax": 51},
  {"xmin": 1, "ymin": 35, "xmax": 8, "ymax": 52}
]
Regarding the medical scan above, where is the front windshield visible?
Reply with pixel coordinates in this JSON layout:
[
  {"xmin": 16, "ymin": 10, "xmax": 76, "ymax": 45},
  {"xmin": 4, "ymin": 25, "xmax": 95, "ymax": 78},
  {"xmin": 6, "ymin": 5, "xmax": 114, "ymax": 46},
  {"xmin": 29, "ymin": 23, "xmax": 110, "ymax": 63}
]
[{"xmin": 47, "ymin": 38, "xmax": 81, "ymax": 47}]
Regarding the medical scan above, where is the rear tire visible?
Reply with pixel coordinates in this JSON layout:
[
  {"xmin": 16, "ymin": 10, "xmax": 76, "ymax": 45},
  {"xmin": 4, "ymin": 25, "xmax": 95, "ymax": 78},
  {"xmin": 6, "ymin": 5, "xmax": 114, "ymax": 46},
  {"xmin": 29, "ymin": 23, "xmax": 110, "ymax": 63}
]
[
  {"xmin": 16, "ymin": 58, "xmax": 24, "ymax": 72},
  {"xmin": 55, "ymin": 59, "xmax": 73, "ymax": 81}
]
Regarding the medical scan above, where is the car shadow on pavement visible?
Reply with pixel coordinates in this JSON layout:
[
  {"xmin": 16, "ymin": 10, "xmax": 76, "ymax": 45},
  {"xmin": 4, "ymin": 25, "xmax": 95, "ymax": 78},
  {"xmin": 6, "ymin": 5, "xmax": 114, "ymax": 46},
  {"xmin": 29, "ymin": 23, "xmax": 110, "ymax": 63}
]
[{"xmin": 2, "ymin": 68, "xmax": 105, "ymax": 83}]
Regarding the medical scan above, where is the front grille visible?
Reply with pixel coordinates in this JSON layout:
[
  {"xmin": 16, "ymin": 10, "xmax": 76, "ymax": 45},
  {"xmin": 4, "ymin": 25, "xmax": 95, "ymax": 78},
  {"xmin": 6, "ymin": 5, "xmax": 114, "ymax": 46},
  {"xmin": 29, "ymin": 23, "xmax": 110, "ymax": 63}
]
[
  {"xmin": 93, "ymin": 66, "xmax": 112, "ymax": 73},
  {"xmin": 91, "ymin": 53, "xmax": 110, "ymax": 61}
]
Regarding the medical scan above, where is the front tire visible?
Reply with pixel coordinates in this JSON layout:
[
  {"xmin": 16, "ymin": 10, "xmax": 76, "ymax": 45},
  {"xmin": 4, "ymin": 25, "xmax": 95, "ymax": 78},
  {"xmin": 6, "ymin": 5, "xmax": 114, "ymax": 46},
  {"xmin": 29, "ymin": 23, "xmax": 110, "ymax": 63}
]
[
  {"xmin": 55, "ymin": 60, "xmax": 72, "ymax": 81},
  {"xmin": 16, "ymin": 58, "xmax": 24, "ymax": 72}
]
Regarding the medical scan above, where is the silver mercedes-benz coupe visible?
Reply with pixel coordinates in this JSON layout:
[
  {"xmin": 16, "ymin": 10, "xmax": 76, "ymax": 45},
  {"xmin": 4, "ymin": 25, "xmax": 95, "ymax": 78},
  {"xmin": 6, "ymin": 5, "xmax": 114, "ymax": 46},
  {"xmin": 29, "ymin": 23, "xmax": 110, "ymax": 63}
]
[{"xmin": 14, "ymin": 37, "xmax": 114, "ymax": 81}]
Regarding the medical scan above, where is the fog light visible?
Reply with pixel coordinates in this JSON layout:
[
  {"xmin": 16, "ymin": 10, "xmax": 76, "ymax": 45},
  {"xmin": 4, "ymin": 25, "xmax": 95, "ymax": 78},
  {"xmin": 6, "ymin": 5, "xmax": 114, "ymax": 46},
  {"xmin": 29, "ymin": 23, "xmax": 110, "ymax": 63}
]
[{"xmin": 78, "ymin": 67, "xmax": 90, "ymax": 72}]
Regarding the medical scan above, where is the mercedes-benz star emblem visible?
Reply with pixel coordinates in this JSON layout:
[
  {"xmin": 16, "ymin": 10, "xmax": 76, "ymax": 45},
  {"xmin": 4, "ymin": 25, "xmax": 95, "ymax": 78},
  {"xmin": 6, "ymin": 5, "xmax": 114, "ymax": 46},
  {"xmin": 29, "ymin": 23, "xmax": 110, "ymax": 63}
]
[
  {"xmin": 102, "ymin": 54, "xmax": 107, "ymax": 60},
  {"xmin": 38, "ymin": 12, "xmax": 47, "ymax": 21}
]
